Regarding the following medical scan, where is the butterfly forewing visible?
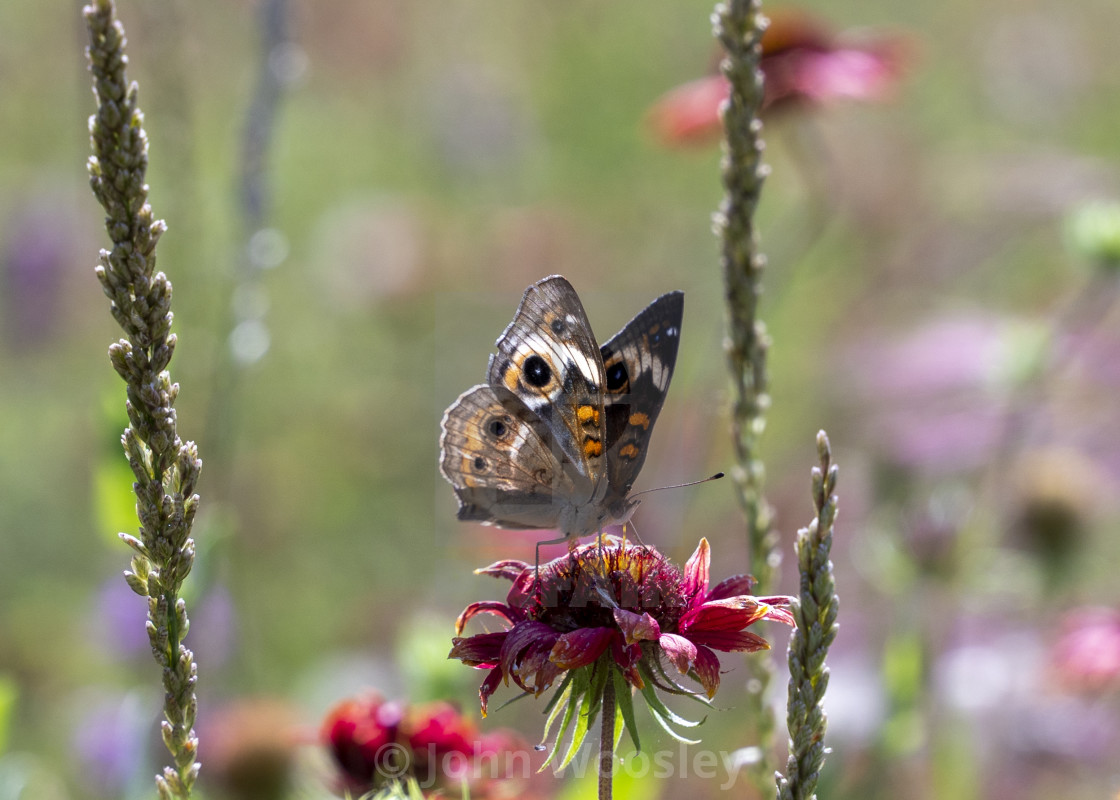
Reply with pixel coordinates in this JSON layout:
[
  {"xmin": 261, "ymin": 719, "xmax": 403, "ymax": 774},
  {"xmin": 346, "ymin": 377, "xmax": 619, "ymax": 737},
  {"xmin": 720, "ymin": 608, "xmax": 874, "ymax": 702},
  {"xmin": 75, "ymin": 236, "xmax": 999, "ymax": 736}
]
[
  {"xmin": 485, "ymin": 276, "xmax": 609, "ymax": 482},
  {"xmin": 599, "ymin": 291, "xmax": 684, "ymax": 497}
]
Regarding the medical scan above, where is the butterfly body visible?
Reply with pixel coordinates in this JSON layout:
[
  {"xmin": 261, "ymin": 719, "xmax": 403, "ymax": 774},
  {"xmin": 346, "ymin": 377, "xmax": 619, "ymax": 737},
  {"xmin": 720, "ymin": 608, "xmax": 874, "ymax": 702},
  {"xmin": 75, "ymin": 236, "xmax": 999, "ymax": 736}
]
[{"xmin": 440, "ymin": 275, "xmax": 683, "ymax": 540}]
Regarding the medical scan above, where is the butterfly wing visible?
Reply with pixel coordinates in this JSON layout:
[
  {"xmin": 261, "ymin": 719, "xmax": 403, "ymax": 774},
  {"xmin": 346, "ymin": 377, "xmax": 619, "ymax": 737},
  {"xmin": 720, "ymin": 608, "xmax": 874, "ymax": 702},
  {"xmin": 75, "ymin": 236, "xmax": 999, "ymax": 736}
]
[
  {"xmin": 439, "ymin": 384, "xmax": 575, "ymax": 530},
  {"xmin": 599, "ymin": 290, "xmax": 684, "ymax": 497},
  {"xmin": 485, "ymin": 275, "xmax": 609, "ymax": 484}
]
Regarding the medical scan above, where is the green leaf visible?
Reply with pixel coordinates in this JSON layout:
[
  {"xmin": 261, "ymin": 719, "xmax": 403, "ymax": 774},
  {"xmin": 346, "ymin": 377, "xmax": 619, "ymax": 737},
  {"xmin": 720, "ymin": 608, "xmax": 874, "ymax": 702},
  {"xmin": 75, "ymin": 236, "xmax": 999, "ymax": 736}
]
[
  {"xmin": 540, "ymin": 672, "xmax": 575, "ymax": 746},
  {"xmin": 638, "ymin": 663, "xmax": 708, "ymax": 725},
  {"xmin": 542, "ymin": 670, "xmax": 576, "ymax": 718},
  {"xmin": 559, "ymin": 660, "xmax": 610, "ymax": 770},
  {"xmin": 541, "ymin": 667, "xmax": 588, "ymax": 770},
  {"xmin": 0, "ymin": 674, "xmax": 16, "ymax": 754},
  {"xmin": 638, "ymin": 681, "xmax": 703, "ymax": 745},
  {"xmin": 613, "ymin": 669, "xmax": 640, "ymax": 752}
]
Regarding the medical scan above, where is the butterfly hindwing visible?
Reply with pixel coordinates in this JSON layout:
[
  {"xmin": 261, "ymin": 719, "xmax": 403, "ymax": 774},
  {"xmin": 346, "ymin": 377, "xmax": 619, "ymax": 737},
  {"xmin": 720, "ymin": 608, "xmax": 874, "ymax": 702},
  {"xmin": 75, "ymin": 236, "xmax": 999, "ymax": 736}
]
[
  {"xmin": 599, "ymin": 291, "xmax": 684, "ymax": 497},
  {"xmin": 439, "ymin": 384, "xmax": 573, "ymax": 530}
]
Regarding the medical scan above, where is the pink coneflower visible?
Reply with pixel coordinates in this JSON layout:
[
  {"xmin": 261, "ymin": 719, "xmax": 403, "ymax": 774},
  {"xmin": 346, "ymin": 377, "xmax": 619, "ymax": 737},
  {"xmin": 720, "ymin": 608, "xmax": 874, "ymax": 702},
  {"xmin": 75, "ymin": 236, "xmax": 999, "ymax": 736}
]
[
  {"xmin": 450, "ymin": 537, "xmax": 793, "ymax": 759},
  {"xmin": 647, "ymin": 9, "xmax": 911, "ymax": 146}
]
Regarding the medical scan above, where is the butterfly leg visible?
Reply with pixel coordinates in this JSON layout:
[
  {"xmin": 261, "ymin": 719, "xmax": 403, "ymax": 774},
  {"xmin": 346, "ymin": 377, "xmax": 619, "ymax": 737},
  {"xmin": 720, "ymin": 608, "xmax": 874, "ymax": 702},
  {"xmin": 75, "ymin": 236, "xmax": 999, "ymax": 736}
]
[
  {"xmin": 534, "ymin": 531, "xmax": 573, "ymax": 603},
  {"xmin": 623, "ymin": 520, "xmax": 651, "ymax": 550}
]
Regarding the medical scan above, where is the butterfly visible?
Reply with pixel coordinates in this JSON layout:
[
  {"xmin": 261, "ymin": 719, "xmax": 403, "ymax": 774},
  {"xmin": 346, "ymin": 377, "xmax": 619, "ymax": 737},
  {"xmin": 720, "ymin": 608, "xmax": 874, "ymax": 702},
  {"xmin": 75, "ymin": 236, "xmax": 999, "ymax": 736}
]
[{"xmin": 439, "ymin": 275, "xmax": 683, "ymax": 546}]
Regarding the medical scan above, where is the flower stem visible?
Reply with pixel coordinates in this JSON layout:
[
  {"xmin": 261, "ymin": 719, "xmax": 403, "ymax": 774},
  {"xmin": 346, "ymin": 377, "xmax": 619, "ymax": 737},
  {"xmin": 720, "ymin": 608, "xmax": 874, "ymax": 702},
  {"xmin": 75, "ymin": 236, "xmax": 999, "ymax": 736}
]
[
  {"xmin": 777, "ymin": 431, "xmax": 839, "ymax": 800},
  {"xmin": 714, "ymin": 0, "xmax": 777, "ymax": 593},
  {"xmin": 84, "ymin": 2, "xmax": 201, "ymax": 797},
  {"xmin": 713, "ymin": 1, "xmax": 779, "ymax": 791},
  {"xmin": 599, "ymin": 674, "xmax": 616, "ymax": 800}
]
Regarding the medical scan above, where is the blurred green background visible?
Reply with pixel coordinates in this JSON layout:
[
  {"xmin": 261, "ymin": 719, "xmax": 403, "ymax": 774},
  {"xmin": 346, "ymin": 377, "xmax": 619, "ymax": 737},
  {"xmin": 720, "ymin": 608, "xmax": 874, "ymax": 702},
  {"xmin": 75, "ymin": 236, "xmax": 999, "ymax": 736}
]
[{"xmin": 2, "ymin": 0, "xmax": 1120, "ymax": 798}]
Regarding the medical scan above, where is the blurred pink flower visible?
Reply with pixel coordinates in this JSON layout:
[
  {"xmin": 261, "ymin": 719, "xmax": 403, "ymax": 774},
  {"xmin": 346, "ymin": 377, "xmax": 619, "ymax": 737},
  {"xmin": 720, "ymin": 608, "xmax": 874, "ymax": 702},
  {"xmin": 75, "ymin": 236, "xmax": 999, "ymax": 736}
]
[
  {"xmin": 647, "ymin": 9, "xmax": 911, "ymax": 146},
  {"xmin": 1052, "ymin": 608, "xmax": 1120, "ymax": 693}
]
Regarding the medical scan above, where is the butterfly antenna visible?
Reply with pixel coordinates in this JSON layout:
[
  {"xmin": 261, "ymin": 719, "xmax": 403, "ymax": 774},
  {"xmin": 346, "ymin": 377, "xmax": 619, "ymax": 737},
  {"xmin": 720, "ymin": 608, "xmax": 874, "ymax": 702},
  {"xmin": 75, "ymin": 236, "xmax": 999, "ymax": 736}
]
[{"xmin": 628, "ymin": 472, "xmax": 725, "ymax": 500}]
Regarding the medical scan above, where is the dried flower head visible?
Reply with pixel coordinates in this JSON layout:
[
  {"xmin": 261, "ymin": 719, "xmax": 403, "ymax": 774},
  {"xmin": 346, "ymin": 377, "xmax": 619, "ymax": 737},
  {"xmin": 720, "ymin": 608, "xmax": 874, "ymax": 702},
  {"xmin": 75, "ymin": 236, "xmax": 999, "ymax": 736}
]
[{"xmin": 450, "ymin": 537, "xmax": 793, "ymax": 764}]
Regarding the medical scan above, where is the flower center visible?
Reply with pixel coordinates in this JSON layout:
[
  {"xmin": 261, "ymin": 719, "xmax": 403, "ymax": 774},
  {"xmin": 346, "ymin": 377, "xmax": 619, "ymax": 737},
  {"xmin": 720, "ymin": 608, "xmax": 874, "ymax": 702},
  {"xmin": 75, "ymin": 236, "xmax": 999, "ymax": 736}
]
[{"xmin": 524, "ymin": 543, "xmax": 688, "ymax": 633}]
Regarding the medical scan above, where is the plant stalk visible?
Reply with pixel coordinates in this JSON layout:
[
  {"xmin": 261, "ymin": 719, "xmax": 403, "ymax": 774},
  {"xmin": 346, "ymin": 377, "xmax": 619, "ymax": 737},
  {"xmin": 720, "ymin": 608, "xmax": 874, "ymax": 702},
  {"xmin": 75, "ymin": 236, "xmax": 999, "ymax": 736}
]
[{"xmin": 599, "ymin": 674, "xmax": 616, "ymax": 800}]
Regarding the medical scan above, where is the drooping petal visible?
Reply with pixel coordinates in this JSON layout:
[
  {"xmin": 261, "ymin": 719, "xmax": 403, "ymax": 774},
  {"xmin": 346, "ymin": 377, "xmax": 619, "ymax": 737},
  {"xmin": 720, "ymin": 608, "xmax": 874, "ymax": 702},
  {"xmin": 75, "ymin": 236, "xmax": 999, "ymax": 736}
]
[
  {"xmin": 479, "ymin": 667, "xmax": 504, "ymax": 717},
  {"xmin": 500, "ymin": 622, "xmax": 560, "ymax": 689},
  {"xmin": 550, "ymin": 627, "xmax": 614, "ymax": 669},
  {"xmin": 692, "ymin": 646, "xmax": 722, "ymax": 699},
  {"xmin": 613, "ymin": 608, "xmax": 661, "ymax": 644},
  {"xmin": 658, "ymin": 632, "xmax": 698, "ymax": 674},
  {"xmin": 611, "ymin": 636, "xmax": 644, "ymax": 688},
  {"xmin": 681, "ymin": 538, "xmax": 711, "ymax": 601},
  {"xmin": 516, "ymin": 638, "xmax": 565, "ymax": 696},
  {"xmin": 686, "ymin": 629, "xmax": 771, "ymax": 653},
  {"xmin": 475, "ymin": 560, "xmax": 531, "ymax": 582},
  {"xmin": 705, "ymin": 574, "xmax": 756, "ymax": 601},
  {"xmin": 455, "ymin": 601, "xmax": 516, "ymax": 635},
  {"xmin": 449, "ymin": 632, "xmax": 507, "ymax": 668}
]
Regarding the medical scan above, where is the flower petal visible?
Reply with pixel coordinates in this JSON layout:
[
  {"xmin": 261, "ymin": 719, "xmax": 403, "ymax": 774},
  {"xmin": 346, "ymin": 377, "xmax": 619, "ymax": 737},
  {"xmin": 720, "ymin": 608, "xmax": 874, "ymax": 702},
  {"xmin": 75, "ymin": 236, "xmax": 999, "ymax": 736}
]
[
  {"xmin": 479, "ymin": 667, "xmax": 504, "ymax": 717},
  {"xmin": 500, "ymin": 622, "xmax": 560, "ymax": 688},
  {"xmin": 686, "ymin": 629, "xmax": 771, "ymax": 652},
  {"xmin": 611, "ymin": 636, "xmax": 644, "ymax": 688},
  {"xmin": 613, "ymin": 608, "xmax": 661, "ymax": 644},
  {"xmin": 550, "ymin": 627, "xmax": 614, "ymax": 669},
  {"xmin": 475, "ymin": 560, "xmax": 531, "ymax": 582},
  {"xmin": 756, "ymin": 596, "xmax": 797, "ymax": 626},
  {"xmin": 692, "ymin": 646, "xmax": 722, "ymax": 699},
  {"xmin": 682, "ymin": 538, "xmax": 711, "ymax": 601},
  {"xmin": 706, "ymin": 574, "xmax": 756, "ymax": 601},
  {"xmin": 681, "ymin": 596, "xmax": 778, "ymax": 632},
  {"xmin": 517, "ymin": 638, "xmax": 565, "ymax": 696},
  {"xmin": 455, "ymin": 601, "xmax": 515, "ymax": 635},
  {"xmin": 449, "ymin": 632, "xmax": 507, "ymax": 668},
  {"xmin": 658, "ymin": 632, "xmax": 698, "ymax": 674}
]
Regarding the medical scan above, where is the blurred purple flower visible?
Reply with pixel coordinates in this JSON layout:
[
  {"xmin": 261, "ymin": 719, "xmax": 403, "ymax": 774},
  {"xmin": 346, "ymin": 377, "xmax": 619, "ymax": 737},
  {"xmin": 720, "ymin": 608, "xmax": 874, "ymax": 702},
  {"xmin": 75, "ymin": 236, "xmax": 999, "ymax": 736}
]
[
  {"xmin": 842, "ymin": 315, "xmax": 1012, "ymax": 472},
  {"xmin": 3, "ymin": 204, "xmax": 71, "ymax": 348},
  {"xmin": 93, "ymin": 578, "xmax": 236, "ymax": 667},
  {"xmin": 936, "ymin": 615, "xmax": 1119, "ymax": 769},
  {"xmin": 192, "ymin": 583, "xmax": 238, "ymax": 668},
  {"xmin": 72, "ymin": 691, "xmax": 150, "ymax": 796},
  {"xmin": 94, "ymin": 577, "xmax": 150, "ymax": 658}
]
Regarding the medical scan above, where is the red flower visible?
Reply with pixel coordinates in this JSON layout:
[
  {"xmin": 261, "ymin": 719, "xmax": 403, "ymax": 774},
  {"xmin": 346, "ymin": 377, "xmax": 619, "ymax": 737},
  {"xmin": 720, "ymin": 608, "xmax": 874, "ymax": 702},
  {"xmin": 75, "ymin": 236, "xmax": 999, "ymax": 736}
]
[
  {"xmin": 321, "ymin": 693, "xmax": 543, "ymax": 798},
  {"xmin": 322, "ymin": 693, "xmax": 404, "ymax": 794},
  {"xmin": 450, "ymin": 537, "xmax": 793, "ymax": 721},
  {"xmin": 647, "ymin": 9, "xmax": 911, "ymax": 146}
]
